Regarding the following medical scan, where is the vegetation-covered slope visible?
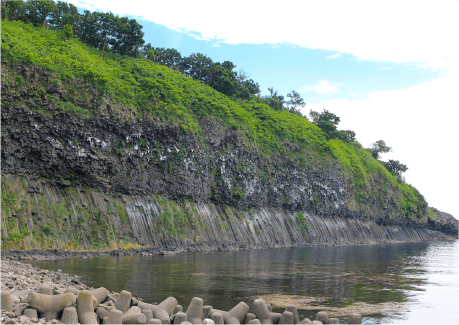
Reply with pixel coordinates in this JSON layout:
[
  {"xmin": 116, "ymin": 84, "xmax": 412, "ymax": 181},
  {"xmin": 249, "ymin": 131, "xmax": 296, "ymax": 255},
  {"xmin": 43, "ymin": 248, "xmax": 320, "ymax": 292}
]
[{"xmin": 1, "ymin": 20, "xmax": 431, "ymax": 225}]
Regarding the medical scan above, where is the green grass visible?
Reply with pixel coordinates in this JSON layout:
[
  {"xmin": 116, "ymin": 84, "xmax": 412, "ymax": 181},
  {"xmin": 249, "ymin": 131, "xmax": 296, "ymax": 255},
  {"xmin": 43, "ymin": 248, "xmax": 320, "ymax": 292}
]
[{"xmin": 0, "ymin": 20, "xmax": 430, "ymax": 221}]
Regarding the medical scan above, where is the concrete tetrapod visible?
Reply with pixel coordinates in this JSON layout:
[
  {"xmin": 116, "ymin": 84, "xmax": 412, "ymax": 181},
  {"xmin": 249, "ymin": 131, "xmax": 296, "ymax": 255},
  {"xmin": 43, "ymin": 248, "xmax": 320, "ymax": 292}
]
[
  {"xmin": 173, "ymin": 305, "xmax": 183, "ymax": 314},
  {"xmin": 138, "ymin": 298, "xmax": 176, "ymax": 324},
  {"xmin": 148, "ymin": 319, "xmax": 163, "ymax": 324},
  {"xmin": 203, "ymin": 306, "xmax": 213, "ymax": 319},
  {"xmin": 173, "ymin": 311, "xmax": 188, "ymax": 324},
  {"xmin": 227, "ymin": 302, "xmax": 249, "ymax": 324},
  {"xmin": 349, "ymin": 313, "xmax": 361, "ymax": 324},
  {"xmin": 1, "ymin": 291, "xmax": 13, "ymax": 312},
  {"xmin": 270, "ymin": 313, "xmax": 282, "ymax": 324},
  {"xmin": 61, "ymin": 307, "xmax": 78, "ymax": 324},
  {"xmin": 104, "ymin": 309, "xmax": 123, "ymax": 324},
  {"xmin": 286, "ymin": 305, "xmax": 300, "ymax": 324},
  {"xmin": 243, "ymin": 313, "xmax": 256, "ymax": 324},
  {"xmin": 142, "ymin": 309, "xmax": 153, "ymax": 322},
  {"xmin": 247, "ymin": 320, "xmax": 261, "ymax": 325},
  {"xmin": 185, "ymin": 297, "xmax": 204, "ymax": 324},
  {"xmin": 252, "ymin": 299, "xmax": 272, "ymax": 324},
  {"xmin": 316, "ymin": 311, "xmax": 329, "ymax": 324},
  {"xmin": 96, "ymin": 307, "xmax": 110, "ymax": 320},
  {"xmin": 26, "ymin": 291, "xmax": 76, "ymax": 320},
  {"xmin": 77, "ymin": 290, "xmax": 98, "ymax": 324},
  {"xmin": 279, "ymin": 311, "xmax": 294, "ymax": 325},
  {"xmin": 115, "ymin": 290, "xmax": 132, "ymax": 314},
  {"xmin": 122, "ymin": 306, "xmax": 147, "ymax": 324},
  {"xmin": 211, "ymin": 312, "xmax": 223, "ymax": 325},
  {"xmin": 206, "ymin": 302, "xmax": 249, "ymax": 325},
  {"xmin": 299, "ymin": 318, "xmax": 312, "ymax": 324},
  {"xmin": 158, "ymin": 297, "xmax": 179, "ymax": 316},
  {"xmin": 91, "ymin": 287, "xmax": 109, "ymax": 305}
]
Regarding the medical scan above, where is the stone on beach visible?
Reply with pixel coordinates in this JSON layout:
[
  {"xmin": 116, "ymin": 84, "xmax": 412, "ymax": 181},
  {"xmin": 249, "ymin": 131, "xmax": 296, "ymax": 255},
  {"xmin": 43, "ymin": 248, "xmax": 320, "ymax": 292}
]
[
  {"xmin": 349, "ymin": 313, "xmax": 361, "ymax": 324},
  {"xmin": 203, "ymin": 319, "xmax": 215, "ymax": 325},
  {"xmin": 1, "ymin": 291, "xmax": 14, "ymax": 312},
  {"xmin": 23, "ymin": 308, "xmax": 38, "ymax": 320},
  {"xmin": 37, "ymin": 285, "xmax": 53, "ymax": 295}
]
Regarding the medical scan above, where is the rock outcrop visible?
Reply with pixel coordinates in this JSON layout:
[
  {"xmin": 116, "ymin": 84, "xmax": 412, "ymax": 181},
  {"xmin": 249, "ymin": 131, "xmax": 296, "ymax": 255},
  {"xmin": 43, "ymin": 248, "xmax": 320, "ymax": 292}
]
[{"xmin": 1, "ymin": 62, "xmax": 457, "ymax": 252}]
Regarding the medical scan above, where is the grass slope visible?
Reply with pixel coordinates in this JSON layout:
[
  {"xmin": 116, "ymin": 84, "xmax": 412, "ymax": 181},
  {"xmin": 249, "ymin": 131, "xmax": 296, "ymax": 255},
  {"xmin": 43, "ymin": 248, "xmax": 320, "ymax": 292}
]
[{"xmin": 1, "ymin": 20, "xmax": 428, "ymax": 221}]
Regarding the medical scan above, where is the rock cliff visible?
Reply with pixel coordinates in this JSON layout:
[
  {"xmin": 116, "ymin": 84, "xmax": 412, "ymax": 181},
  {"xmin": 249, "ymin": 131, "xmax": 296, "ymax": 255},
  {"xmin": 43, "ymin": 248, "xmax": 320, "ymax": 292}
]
[{"xmin": 1, "ymin": 62, "xmax": 457, "ymax": 252}]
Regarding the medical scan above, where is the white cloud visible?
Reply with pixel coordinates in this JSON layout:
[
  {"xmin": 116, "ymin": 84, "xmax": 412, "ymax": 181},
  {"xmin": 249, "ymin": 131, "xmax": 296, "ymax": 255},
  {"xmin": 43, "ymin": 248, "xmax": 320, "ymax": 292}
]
[
  {"xmin": 326, "ymin": 53, "xmax": 341, "ymax": 59},
  {"xmin": 302, "ymin": 73, "xmax": 459, "ymax": 219},
  {"xmin": 298, "ymin": 80, "xmax": 342, "ymax": 94},
  {"xmin": 68, "ymin": 0, "xmax": 459, "ymax": 72}
]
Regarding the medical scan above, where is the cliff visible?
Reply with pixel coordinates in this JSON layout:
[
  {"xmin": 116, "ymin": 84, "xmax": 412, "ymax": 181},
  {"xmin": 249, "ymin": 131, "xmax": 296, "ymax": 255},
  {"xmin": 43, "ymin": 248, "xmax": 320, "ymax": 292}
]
[
  {"xmin": 1, "ymin": 21, "xmax": 457, "ymax": 251},
  {"xmin": 1, "ymin": 174, "xmax": 456, "ymax": 253}
]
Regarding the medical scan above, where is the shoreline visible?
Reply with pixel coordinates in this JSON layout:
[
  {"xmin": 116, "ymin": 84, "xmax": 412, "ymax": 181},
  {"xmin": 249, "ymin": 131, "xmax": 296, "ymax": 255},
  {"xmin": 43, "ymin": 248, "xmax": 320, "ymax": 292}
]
[{"xmin": 1, "ymin": 238, "xmax": 457, "ymax": 262}]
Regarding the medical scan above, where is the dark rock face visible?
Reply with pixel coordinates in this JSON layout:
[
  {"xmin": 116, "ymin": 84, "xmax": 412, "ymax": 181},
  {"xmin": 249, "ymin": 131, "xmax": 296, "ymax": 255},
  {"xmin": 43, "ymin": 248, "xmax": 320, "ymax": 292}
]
[{"xmin": 1, "ymin": 103, "xmax": 348, "ymax": 214}]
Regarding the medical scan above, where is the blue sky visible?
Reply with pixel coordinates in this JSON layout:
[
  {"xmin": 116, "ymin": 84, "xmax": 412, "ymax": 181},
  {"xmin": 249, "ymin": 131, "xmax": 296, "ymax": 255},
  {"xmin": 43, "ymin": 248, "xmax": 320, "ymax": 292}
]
[{"xmin": 69, "ymin": 0, "xmax": 458, "ymax": 220}]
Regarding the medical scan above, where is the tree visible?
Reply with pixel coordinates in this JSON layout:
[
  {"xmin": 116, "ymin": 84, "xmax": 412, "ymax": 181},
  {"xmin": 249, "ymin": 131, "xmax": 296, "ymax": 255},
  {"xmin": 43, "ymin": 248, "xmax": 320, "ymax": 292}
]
[
  {"xmin": 285, "ymin": 90, "xmax": 305, "ymax": 113},
  {"xmin": 1, "ymin": 0, "xmax": 27, "ymax": 22},
  {"xmin": 25, "ymin": 0, "xmax": 55, "ymax": 27},
  {"xmin": 201, "ymin": 63, "xmax": 237, "ymax": 96},
  {"xmin": 152, "ymin": 47, "xmax": 182, "ymax": 69},
  {"xmin": 180, "ymin": 53, "xmax": 214, "ymax": 81},
  {"xmin": 235, "ymin": 70, "xmax": 260, "ymax": 99},
  {"xmin": 368, "ymin": 140, "xmax": 391, "ymax": 159},
  {"xmin": 49, "ymin": 1, "xmax": 78, "ymax": 30},
  {"xmin": 309, "ymin": 109, "xmax": 340, "ymax": 139},
  {"xmin": 262, "ymin": 88, "xmax": 285, "ymax": 110},
  {"xmin": 337, "ymin": 130, "xmax": 356, "ymax": 142},
  {"xmin": 382, "ymin": 159, "xmax": 408, "ymax": 179}
]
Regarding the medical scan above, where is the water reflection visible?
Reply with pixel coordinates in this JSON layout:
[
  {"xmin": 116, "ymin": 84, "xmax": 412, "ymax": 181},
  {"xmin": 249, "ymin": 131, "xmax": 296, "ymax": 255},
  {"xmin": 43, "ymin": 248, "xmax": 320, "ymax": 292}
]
[{"xmin": 31, "ymin": 241, "xmax": 458, "ymax": 323}]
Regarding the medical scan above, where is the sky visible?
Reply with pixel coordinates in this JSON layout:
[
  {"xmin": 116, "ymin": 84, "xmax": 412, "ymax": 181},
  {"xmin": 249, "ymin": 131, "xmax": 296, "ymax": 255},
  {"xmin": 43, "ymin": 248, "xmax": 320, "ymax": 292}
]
[{"xmin": 69, "ymin": 0, "xmax": 458, "ymax": 220}]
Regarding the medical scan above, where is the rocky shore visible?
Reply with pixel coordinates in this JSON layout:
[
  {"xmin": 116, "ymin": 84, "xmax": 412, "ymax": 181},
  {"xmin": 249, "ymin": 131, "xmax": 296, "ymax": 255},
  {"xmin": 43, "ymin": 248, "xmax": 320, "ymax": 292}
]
[{"xmin": 1, "ymin": 258, "xmax": 361, "ymax": 324}]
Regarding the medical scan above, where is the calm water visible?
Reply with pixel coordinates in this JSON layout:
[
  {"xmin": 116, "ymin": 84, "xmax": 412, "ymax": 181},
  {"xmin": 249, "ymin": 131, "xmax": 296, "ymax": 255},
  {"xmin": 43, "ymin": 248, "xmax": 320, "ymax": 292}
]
[{"xmin": 31, "ymin": 241, "xmax": 459, "ymax": 324}]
